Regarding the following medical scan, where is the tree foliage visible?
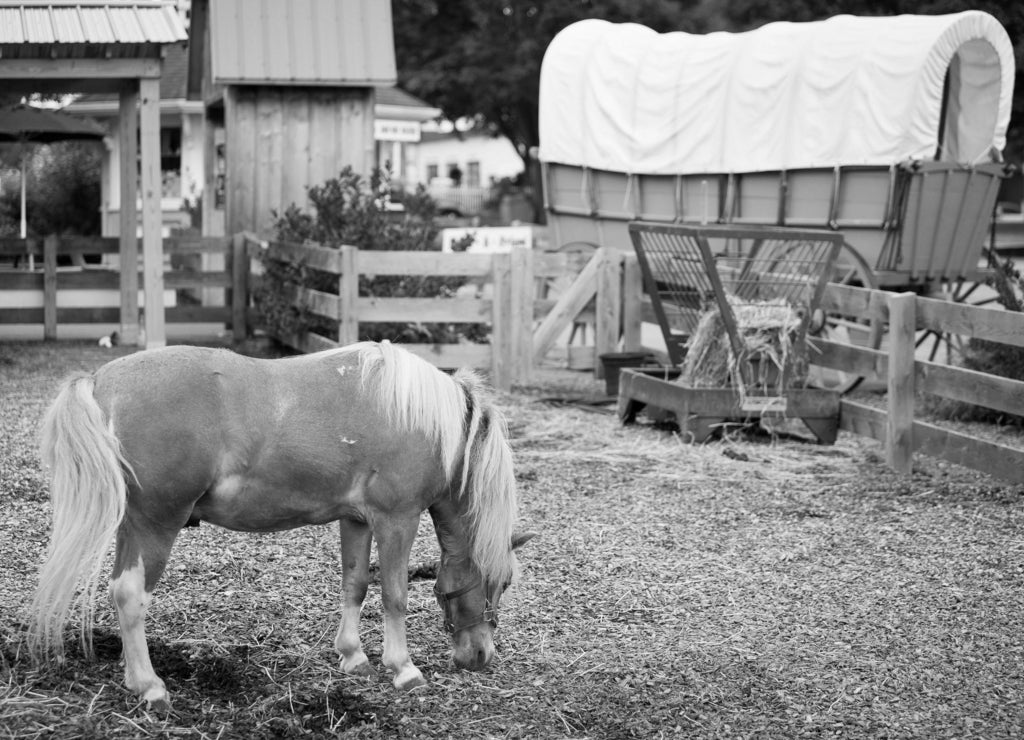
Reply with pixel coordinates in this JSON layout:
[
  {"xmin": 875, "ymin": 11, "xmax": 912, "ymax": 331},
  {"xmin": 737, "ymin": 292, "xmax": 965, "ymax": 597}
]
[
  {"xmin": 0, "ymin": 141, "xmax": 102, "ymax": 237},
  {"xmin": 392, "ymin": 0, "xmax": 703, "ymax": 219}
]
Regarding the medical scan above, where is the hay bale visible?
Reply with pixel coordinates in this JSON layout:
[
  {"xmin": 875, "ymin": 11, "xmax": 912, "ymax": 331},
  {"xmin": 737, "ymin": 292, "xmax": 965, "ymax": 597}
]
[{"xmin": 679, "ymin": 295, "xmax": 808, "ymax": 394}]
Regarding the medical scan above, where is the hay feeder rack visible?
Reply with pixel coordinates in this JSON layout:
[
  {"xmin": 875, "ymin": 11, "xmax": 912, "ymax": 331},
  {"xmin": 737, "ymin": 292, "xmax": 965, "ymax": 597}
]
[{"xmin": 619, "ymin": 222, "xmax": 845, "ymax": 443}]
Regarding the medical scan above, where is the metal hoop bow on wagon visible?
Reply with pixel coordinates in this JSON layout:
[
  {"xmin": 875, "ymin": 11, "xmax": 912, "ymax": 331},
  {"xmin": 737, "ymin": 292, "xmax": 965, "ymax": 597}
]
[{"xmin": 538, "ymin": 11, "xmax": 1016, "ymax": 396}]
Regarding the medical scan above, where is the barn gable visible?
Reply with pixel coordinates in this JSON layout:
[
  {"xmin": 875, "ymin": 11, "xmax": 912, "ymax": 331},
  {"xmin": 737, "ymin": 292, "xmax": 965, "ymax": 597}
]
[{"xmin": 207, "ymin": 0, "xmax": 395, "ymax": 87}]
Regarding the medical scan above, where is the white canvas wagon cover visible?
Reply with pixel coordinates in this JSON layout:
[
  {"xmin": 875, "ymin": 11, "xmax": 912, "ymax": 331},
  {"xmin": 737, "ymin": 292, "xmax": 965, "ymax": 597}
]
[{"xmin": 538, "ymin": 11, "xmax": 1014, "ymax": 175}]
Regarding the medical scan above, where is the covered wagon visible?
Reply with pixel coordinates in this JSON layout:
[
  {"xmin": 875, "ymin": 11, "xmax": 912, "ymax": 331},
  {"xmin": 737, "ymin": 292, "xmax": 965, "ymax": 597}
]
[{"xmin": 538, "ymin": 11, "xmax": 1016, "ymax": 390}]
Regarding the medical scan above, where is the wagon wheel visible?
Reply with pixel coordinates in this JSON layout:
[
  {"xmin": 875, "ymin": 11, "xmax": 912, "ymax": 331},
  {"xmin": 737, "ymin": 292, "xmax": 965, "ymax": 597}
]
[
  {"xmin": 914, "ymin": 246, "xmax": 1007, "ymax": 365},
  {"xmin": 758, "ymin": 239, "xmax": 882, "ymax": 394},
  {"xmin": 806, "ymin": 241, "xmax": 884, "ymax": 394}
]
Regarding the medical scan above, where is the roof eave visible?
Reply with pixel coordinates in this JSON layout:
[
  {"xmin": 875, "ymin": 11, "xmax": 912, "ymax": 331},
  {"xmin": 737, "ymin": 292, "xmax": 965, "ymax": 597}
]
[{"xmin": 375, "ymin": 103, "xmax": 442, "ymax": 122}]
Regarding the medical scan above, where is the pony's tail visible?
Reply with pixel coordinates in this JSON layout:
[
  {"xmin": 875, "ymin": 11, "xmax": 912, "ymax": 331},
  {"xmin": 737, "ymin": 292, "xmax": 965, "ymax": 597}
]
[
  {"xmin": 29, "ymin": 374, "xmax": 130, "ymax": 664},
  {"xmin": 455, "ymin": 370, "xmax": 519, "ymax": 587}
]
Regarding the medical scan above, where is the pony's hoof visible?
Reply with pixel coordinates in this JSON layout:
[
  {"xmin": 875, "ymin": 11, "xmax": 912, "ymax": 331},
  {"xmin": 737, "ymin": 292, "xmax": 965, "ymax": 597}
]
[
  {"xmin": 343, "ymin": 660, "xmax": 378, "ymax": 679},
  {"xmin": 393, "ymin": 667, "xmax": 427, "ymax": 692},
  {"xmin": 143, "ymin": 687, "xmax": 172, "ymax": 713}
]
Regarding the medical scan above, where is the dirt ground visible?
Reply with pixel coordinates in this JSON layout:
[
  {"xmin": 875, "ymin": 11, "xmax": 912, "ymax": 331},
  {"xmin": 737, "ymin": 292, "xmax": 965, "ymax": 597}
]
[{"xmin": 2, "ymin": 340, "xmax": 1023, "ymax": 739}]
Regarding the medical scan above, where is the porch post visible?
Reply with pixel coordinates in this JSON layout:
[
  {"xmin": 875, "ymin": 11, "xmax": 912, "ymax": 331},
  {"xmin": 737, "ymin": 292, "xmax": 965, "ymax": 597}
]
[
  {"xmin": 118, "ymin": 84, "xmax": 140, "ymax": 345},
  {"xmin": 139, "ymin": 75, "xmax": 166, "ymax": 348}
]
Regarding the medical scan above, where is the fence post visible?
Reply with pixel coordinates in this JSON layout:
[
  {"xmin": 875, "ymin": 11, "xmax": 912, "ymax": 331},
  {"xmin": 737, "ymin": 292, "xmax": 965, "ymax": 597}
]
[
  {"xmin": 231, "ymin": 233, "xmax": 250, "ymax": 342},
  {"xmin": 338, "ymin": 246, "xmax": 359, "ymax": 346},
  {"xmin": 491, "ymin": 252, "xmax": 512, "ymax": 391},
  {"xmin": 886, "ymin": 292, "xmax": 917, "ymax": 474},
  {"xmin": 622, "ymin": 254, "xmax": 643, "ymax": 352},
  {"xmin": 43, "ymin": 235, "xmax": 58, "ymax": 341},
  {"xmin": 509, "ymin": 245, "xmax": 533, "ymax": 384},
  {"xmin": 594, "ymin": 249, "xmax": 623, "ymax": 376}
]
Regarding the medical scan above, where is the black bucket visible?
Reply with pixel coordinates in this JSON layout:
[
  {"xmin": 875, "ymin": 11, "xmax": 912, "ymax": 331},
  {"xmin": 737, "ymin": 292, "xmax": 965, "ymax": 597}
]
[{"xmin": 599, "ymin": 352, "xmax": 654, "ymax": 396}]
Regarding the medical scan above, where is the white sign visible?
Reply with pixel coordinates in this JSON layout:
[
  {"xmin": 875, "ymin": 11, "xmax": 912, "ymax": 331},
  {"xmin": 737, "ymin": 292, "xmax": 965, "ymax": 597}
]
[
  {"xmin": 374, "ymin": 119, "xmax": 421, "ymax": 142},
  {"xmin": 441, "ymin": 226, "xmax": 534, "ymax": 254}
]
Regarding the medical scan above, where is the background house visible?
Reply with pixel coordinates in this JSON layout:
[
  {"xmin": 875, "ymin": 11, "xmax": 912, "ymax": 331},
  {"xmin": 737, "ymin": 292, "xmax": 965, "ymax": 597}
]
[
  {"xmin": 417, "ymin": 126, "xmax": 523, "ymax": 190},
  {"xmin": 412, "ymin": 125, "xmax": 528, "ymax": 221},
  {"xmin": 66, "ymin": 43, "xmax": 202, "ymax": 237}
]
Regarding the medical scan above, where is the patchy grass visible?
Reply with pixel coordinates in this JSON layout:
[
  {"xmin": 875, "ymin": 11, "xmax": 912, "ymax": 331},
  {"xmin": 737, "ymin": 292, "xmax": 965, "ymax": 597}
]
[{"xmin": 2, "ymin": 341, "xmax": 1024, "ymax": 738}]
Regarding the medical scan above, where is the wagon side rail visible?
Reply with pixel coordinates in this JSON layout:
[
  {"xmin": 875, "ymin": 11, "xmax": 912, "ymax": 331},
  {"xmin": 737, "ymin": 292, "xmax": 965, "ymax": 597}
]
[{"xmin": 874, "ymin": 161, "xmax": 1011, "ymax": 285}]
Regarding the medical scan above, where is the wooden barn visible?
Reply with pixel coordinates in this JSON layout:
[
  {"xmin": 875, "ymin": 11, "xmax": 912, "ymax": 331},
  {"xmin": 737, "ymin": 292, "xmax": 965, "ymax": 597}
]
[{"xmin": 188, "ymin": 0, "xmax": 397, "ymax": 236}]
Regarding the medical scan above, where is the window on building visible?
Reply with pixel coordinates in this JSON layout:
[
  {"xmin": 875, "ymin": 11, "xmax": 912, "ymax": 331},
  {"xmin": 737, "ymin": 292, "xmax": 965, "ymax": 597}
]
[
  {"xmin": 161, "ymin": 128, "xmax": 182, "ymax": 172},
  {"xmin": 427, "ymin": 163, "xmax": 439, "ymax": 182},
  {"xmin": 467, "ymin": 161, "xmax": 481, "ymax": 188}
]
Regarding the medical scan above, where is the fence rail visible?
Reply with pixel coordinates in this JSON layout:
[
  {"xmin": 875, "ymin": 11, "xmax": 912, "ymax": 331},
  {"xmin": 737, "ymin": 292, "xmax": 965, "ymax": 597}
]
[
  {"xmin": 0, "ymin": 234, "xmax": 235, "ymax": 340},
  {"xmin": 813, "ymin": 284, "xmax": 1024, "ymax": 482},
  {"xmin": 243, "ymin": 239, "xmax": 575, "ymax": 389}
]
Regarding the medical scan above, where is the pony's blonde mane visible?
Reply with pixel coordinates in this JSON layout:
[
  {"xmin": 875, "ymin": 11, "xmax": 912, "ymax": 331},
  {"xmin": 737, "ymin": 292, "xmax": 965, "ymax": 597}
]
[{"xmin": 335, "ymin": 342, "xmax": 519, "ymax": 585}]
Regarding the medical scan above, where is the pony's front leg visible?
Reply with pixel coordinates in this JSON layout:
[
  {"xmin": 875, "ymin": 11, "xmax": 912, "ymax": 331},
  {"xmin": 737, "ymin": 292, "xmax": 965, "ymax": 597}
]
[
  {"xmin": 109, "ymin": 520, "xmax": 178, "ymax": 711},
  {"xmin": 375, "ymin": 515, "xmax": 426, "ymax": 691},
  {"xmin": 334, "ymin": 517, "xmax": 376, "ymax": 678}
]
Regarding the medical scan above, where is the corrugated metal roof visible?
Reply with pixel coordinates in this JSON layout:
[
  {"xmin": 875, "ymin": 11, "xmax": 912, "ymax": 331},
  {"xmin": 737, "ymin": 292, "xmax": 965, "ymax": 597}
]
[
  {"xmin": 209, "ymin": 0, "xmax": 396, "ymax": 86},
  {"xmin": 0, "ymin": 1, "xmax": 187, "ymax": 50}
]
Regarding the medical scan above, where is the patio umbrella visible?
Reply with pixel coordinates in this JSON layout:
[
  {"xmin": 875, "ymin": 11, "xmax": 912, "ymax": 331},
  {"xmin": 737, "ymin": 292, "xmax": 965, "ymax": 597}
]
[{"xmin": 0, "ymin": 104, "xmax": 106, "ymax": 239}]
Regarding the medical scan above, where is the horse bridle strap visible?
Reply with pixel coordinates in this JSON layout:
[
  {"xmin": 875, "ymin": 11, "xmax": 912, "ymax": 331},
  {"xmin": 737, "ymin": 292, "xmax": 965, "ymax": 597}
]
[{"xmin": 433, "ymin": 579, "xmax": 498, "ymax": 634}]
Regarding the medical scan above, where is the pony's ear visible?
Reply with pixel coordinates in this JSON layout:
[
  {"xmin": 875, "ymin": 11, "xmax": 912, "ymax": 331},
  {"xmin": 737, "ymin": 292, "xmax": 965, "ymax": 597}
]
[{"xmin": 511, "ymin": 532, "xmax": 537, "ymax": 550}]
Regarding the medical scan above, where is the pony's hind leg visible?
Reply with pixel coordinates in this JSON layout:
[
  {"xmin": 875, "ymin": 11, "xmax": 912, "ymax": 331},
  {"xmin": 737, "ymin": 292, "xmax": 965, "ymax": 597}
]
[
  {"xmin": 334, "ymin": 518, "xmax": 376, "ymax": 678},
  {"xmin": 109, "ymin": 517, "xmax": 179, "ymax": 711}
]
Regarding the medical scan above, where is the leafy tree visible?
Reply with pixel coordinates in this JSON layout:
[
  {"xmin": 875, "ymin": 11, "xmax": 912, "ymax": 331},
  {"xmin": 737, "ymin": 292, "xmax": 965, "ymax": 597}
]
[
  {"xmin": 0, "ymin": 141, "xmax": 102, "ymax": 237},
  {"xmin": 392, "ymin": 0, "xmax": 702, "ymax": 222}
]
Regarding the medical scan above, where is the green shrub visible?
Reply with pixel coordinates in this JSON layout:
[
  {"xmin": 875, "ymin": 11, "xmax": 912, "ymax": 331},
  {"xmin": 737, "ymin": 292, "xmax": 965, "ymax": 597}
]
[{"xmin": 253, "ymin": 167, "xmax": 484, "ymax": 345}]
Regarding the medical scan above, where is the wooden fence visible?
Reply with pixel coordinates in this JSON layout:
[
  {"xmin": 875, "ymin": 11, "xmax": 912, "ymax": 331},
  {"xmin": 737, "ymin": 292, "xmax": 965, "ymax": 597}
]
[
  {"xmin": 236, "ymin": 238, "xmax": 628, "ymax": 390},
  {"xmin": 8, "ymin": 232, "xmax": 1024, "ymax": 483},
  {"xmin": 814, "ymin": 283, "xmax": 1024, "ymax": 482},
  {"xmin": 0, "ymin": 234, "xmax": 238, "ymax": 340}
]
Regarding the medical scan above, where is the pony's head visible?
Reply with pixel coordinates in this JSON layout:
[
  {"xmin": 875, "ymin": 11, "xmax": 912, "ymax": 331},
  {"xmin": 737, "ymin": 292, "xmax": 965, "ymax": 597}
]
[{"xmin": 433, "ymin": 532, "xmax": 535, "ymax": 670}]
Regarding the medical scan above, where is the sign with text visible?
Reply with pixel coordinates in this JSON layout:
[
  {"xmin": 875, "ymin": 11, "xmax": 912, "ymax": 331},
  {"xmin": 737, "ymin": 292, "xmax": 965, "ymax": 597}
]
[
  {"xmin": 441, "ymin": 226, "xmax": 533, "ymax": 254},
  {"xmin": 374, "ymin": 119, "xmax": 421, "ymax": 142}
]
